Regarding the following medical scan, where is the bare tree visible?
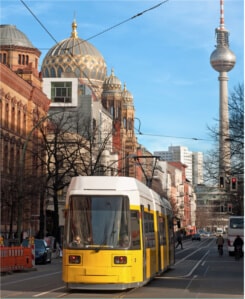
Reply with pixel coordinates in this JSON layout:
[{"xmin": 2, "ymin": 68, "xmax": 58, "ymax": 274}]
[
  {"xmin": 204, "ymin": 83, "xmax": 244, "ymax": 215},
  {"xmin": 34, "ymin": 111, "xmax": 116, "ymax": 241}
]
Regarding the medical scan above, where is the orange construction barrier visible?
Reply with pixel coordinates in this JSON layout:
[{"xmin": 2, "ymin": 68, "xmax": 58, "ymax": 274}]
[{"xmin": 0, "ymin": 246, "xmax": 34, "ymax": 273}]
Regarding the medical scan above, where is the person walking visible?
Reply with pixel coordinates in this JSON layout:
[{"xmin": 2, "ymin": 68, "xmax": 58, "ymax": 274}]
[
  {"xmin": 216, "ymin": 234, "xmax": 224, "ymax": 255},
  {"xmin": 176, "ymin": 231, "xmax": 183, "ymax": 249},
  {"xmin": 233, "ymin": 235, "xmax": 243, "ymax": 259}
]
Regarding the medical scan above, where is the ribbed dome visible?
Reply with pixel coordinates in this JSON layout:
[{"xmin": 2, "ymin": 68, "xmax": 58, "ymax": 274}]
[
  {"xmin": 122, "ymin": 83, "xmax": 133, "ymax": 106},
  {"xmin": 0, "ymin": 24, "xmax": 35, "ymax": 48},
  {"xmin": 41, "ymin": 20, "xmax": 107, "ymax": 81},
  {"xmin": 103, "ymin": 69, "xmax": 122, "ymax": 92}
]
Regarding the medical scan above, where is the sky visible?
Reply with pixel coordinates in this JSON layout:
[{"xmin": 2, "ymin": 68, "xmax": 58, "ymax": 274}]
[{"xmin": 1, "ymin": 0, "xmax": 244, "ymax": 157}]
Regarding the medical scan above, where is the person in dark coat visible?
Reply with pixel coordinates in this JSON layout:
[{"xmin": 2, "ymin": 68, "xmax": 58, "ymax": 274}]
[
  {"xmin": 176, "ymin": 232, "xmax": 183, "ymax": 249},
  {"xmin": 233, "ymin": 235, "xmax": 244, "ymax": 250}
]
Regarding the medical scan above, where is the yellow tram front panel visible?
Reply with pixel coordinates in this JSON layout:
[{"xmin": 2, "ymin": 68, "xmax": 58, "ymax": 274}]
[{"xmin": 62, "ymin": 249, "xmax": 143, "ymax": 284}]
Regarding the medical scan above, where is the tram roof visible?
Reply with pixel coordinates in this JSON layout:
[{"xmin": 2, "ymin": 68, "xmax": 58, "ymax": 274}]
[{"xmin": 67, "ymin": 176, "xmax": 171, "ymax": 213}]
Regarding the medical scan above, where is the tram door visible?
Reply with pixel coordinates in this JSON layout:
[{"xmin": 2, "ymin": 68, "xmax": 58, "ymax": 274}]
[
  {"xmin": 141, "ymin": 205, "xmax": 146, "ymax": 281},
  {"xmin": 168, "ymin": 215, "xmax": 175, "ymax": 265},
  {"xmin": 156, "ymin": 211, "xmax": 161, "ymax": 272}
]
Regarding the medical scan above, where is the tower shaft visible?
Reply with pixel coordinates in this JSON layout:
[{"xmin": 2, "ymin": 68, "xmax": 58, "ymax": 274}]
[{"xmin": 219, "ymin": 72, "xmax": 230, "ymax": 175}]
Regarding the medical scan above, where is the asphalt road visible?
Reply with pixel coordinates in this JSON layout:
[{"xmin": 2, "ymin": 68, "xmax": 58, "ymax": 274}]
[{"xmin": 1, "ymin": 237, "xmax": 244, "ymax": 298}]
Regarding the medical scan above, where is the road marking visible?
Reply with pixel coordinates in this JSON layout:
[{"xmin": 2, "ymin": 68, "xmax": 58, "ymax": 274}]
[
  {"xmin": 201, "ymin": 261, "xmax": 206, "ymax": 266},
  {"xmin": 185, "ymin": 274, "xmax": 197, "ymax": 289},
  {"xmin": 203, "ymin": 265, "xmax": 209, "ymax": 277},
  {"xmin": 157, "ymin": 250, "xmax": 210, "ymax": 279},
  {"xmin": 1, "ymin": 271, "xmax": 62, "ymax": 286},
  {"xmin": 33, "ymin": 286, "xmax": 65, "ymax": 297}
]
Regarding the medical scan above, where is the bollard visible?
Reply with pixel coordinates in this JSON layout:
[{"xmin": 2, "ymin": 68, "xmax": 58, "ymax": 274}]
[{"xmin": 29, "ymin": 237, "xmax": 35, "ymax": 267}]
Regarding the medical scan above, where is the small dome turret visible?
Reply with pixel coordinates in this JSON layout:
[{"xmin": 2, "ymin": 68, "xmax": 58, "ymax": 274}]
[
  {"xmin": 103, "ymin": 69, "xmax": 122, "ymax": 92},
  {"xmin": 122, "ymin": 83, "xmax": 133, "ymax": 107}
]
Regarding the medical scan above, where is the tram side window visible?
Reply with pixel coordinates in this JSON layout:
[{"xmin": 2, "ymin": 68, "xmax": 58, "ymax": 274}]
[
  {"xmin": 158, "ymin": 216, "xmax": 166, "ymax": 245},
  {"xmin": 130, "ymin": 210, "xmax": 140, "ymax": 249},
  {"xmin": 144, "ymin": 212, "xmax": 155, "ymax": 248}
]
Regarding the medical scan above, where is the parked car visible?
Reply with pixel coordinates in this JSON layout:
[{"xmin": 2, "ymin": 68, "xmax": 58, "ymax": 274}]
[
  {"xmin": 22, "ymin": 239, "xmax": 52, "ymax": 264},
  {"xmin": 192, "ymin": 233, "xmax": 201, "ymax": 241}
]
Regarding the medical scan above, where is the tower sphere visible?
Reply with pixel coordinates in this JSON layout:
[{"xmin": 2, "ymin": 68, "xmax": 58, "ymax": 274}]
[{"xmin": 210, "ymin": 46, "xmax": 236, "ymax": 72}]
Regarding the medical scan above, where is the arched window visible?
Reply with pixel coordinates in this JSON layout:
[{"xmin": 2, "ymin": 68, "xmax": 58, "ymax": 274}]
[
  {"xmin": 110, "ymin": 106, "xmax": 114, "ymax": 116},
  {"xmin": 128, "ymin": 118, "xmax": 132, "ymax": 130},
  {"xmin": 17, "ymin": 110, "xmax": 21, "ymax": 134},
  {"xmin": 58, "ymin": 66, "xmax": 63, "ymax": 77},
  {"xmin": 18, "ymin": 54, "xmax": 21, "ymax": 64},
  {"xmin": 123, "ymin": 117, "xmax": 127, "ymax": 129},
  {"xmin": 44, "ymin": 68, "xmax": 49, "ymax": 77},
  {"xmin": 23, "ymin": 112, "xmax": 27, "ymax": 136},
  {"xmin": 9, "ymin": 147, "xmax": 14, "ymax": 174},
  {"xmin": 4, "ymin": 144, "xmax": 8, "ymax": 173},
  {"xmin": 51, "ymin": 67, "xmax": 56, "ymax": 77},
  {"xmin": 5, "ymin": 103, "xmax": 9, "ymax": 128},
  {"xmin": 11, "ymin": 106, "xmax": 15, "ymax": 131}
]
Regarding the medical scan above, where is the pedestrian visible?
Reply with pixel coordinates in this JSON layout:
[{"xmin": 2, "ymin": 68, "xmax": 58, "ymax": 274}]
[
  {"xmin": 216, "ymin": 234, "xmax": 224, "ymax": 255},
  {"xmin": 233, "ymin": 235, "xmax": 243, "ymax": 258},
  {"xmin": 233, "ymin": 235, "xmax": 243, "ymax": 249},
  {"xmin": 176, "ymin": 232, "xmax": 183, "ymax": 249}
]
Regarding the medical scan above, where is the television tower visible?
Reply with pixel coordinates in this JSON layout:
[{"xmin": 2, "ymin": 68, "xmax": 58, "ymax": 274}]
[{"xmin": 210, "ymin": 0, "xmax": 236, "ymax": 181}]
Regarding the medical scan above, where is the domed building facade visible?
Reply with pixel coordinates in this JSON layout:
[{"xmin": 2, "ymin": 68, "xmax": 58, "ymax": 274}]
[
  {"xmin": 42, "ymin": 20, "xmax": 138, "ymax": 177},
  {"xmin": 0, "ymin": 24, "xmax": 50, "ymax": 241},
  {"xmin": 0, "ymin": 21, "xmax": 139, "ymax": 241}
]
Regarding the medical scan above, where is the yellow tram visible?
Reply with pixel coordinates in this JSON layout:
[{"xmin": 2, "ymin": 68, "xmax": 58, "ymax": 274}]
[{"xmin": 62, "ymin": 176, "xmax": 175, "ymax": 290}]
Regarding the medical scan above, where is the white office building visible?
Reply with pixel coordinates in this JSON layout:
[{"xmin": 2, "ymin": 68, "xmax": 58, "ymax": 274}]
[{"xmin": 154, "ymin": 146, "xmax": 203, "ymax": 185}]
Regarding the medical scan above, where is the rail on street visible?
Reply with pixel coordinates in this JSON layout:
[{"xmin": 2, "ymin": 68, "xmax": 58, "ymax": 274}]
[{"xmin": 1, "ymin": 236, "xmax": 244, "ymax": 298}]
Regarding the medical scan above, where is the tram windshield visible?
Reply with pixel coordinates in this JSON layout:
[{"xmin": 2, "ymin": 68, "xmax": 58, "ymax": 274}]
[{"xmin": 65, "ymin": 195, "xmax": 130, "ymax": 249}]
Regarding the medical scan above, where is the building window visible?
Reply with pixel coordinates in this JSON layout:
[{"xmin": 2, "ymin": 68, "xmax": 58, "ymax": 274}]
[
  {"xmin": 11, "ymin": 106, "xmax": 15, "ymax": 131},
  {"xmin": 110, "ymin": 106, "xmax": 114, "ymax": 116},
  {"xmin": 5, "ymin": 103, "xmax": 9, "ymax": 128},
  {"xmin": 17, "ymin": 110, "xmax": 21, "ymax": 134},
  {"xmin": 23, "ymin": 113, "xmax": 27, "ymax": 135},
  {"xmin": 123, "ymin": 117, "xmax": 127, "ymax": 129},
  {"xmin": 51, "ymin": 82, "xmax": 72, "ymax": 103},
  {"xmin": 0, "ymin": 53, "xmax": 7, "ymax": 64}
]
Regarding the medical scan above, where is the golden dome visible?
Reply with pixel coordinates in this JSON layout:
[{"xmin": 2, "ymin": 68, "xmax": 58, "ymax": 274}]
[{"xmin": 41, "ymin": 20, "xmax": 107, "ymax": 82}]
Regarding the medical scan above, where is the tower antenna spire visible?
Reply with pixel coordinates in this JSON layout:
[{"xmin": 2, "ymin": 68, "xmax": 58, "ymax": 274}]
[{"xmin": 220, "ymin": 0, "xmax": 225, "ymax": 30}]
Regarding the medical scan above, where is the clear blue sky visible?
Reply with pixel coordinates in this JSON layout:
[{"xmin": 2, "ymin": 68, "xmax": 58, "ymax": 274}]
[{"xmin": 1, "ymin": 0, "xmax": 244, "ymax": 156}]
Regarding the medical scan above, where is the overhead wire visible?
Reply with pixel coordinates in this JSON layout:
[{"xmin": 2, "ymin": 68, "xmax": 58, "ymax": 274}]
[
  {"xmin": 20, "ymin": 0, "xmax": 213, "ymax": 143},
  {"xmin": 135, "ymin": 132, "xmax": 213, "ymax": 142},
  {"xmin": 20, "ymin": 0, "xmax": 169, "ymax": 48}
]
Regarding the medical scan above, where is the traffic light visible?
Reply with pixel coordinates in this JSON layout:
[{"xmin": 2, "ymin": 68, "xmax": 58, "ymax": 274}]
[
  {"xmin": 230, "ymin": 177, "xmax": 238, "ymax": 191},
  {"xmin": 219, "ymin": 176, "xmax": 225, "ymax": 189}
]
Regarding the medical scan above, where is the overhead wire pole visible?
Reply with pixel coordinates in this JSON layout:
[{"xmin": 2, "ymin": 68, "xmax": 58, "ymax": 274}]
[{"xmin": 133, "ymin": 155, "xmax": 160, "ymax": 188}]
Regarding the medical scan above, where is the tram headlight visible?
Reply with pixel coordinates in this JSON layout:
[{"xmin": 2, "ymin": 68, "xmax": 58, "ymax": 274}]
[
  {"xmin": 69, "ymin": 255, "xmax": 81, "ymax": 264},
  {"xmin": 114, "ymin": 256, "xmax": 127, "ymax": 264}
]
